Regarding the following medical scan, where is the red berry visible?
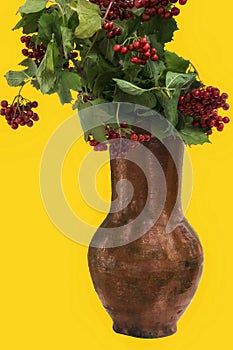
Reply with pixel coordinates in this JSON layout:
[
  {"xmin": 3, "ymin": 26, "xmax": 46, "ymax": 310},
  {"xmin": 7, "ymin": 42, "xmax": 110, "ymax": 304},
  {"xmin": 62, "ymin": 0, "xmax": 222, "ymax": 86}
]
[
  {"xmin": 192, "ymin": 89, "xmax": 201, "ymax": 98},
  {"xmin": 1, "ymin": 100, "xmax": 8, "ymax": 108},
  {"xmin": 20, "ymin": 36, "xmax": 26, "ymax": 43},
  {"xmin": 114, "ymin": 44, "xmax": 121, "ymax": 52},
  {"xmin": 130, "ymin": 133, "xmax": 138, "ymax": 141},
  {"xmin": 31, "ymin": 101, "xmax": 38, "ymax": 108},
  {"xmin": 131, "ymin": 56, "xmax": 140, "ymax": 64},
  {"xmin": 102, "ymin": 22, "xmax": 109, "ymax": 30},
  {"xmin": 5, "ymin": 108, "xmax": 12, "ymax": 116},
  {"xmin": 221, "ymin": 93, "xmax": 228, "ymax": 99},
  {"xmin": 164, "ymin": 11, "xmax": 172, "ymax": 19},
  {"xmin": 22, "ymin": 49, "xmax": 29, "ymax": 56},
  {"xmin": 15, "ymin": 117, "xmax": 22, "ymax": 124},
  {"xmin": 151, "ymin": 54, "xmax": 159, "ymax": 61},
  {"xmin": 108, "ymin": 22, "xmax": 114, "ymax": 29},
  {"xmin": 133, "ymin": 41, "xmax": 140, "ymax": 49},
  {"xmin": 143, "ymin": 51, "xmax": 151, "ymax": 57},
  {"xmin": 11, "ymin": 122, "xmax": 18, "ymax": 130},
  {"xmin": 106, "ymin": 31, "xmax": 114, "ymax": 39},
  {"xmin": 140, "ymin": 37, "xmax": 148, "ymax": 45},
  {"xmin": 27, "ymin": 110, "xmax": 33, "ymax": 117},
  {"xmin": 89, "ymin": 140, "xmax": 99, "ymax": 147},
  {"xmin": 217, "ymin": 123, "xmax": 224, "ymax": 131},
  {"xmin": 134, "ymin": 0, "xmax": 142, "ymax": 8},
  {"xmin": 23, "ymin": 115, "xmax": 30, "ymax": 122},
  {"xmin": 213, "ymin": 88, "xmax": 220, "ymax": 97},
  {"xmin": 150, "ymin": 48, "xmax": 157, "ymax": 54},
  {"xmin": 113, "ymin": 27, "xmax": 122, "ymax": 36},
  {"xmin": 111, "ymin": 133, "xmax": 120, "ymax": 139},
  {"xmin": 142, "ymin": 13, "xmax": 150, "ymax": 21},
  {"xmin": 128, "ymin": 44, "xmax": 134, "ymax": 51},
  {"xmin": 120, "ymin": 46, "xmax": 129, "ymax": 54},
  {"xmin": 138, "ymin": 134, "xmax": 145, "ymax": 142},
  {"xmin": 142, "ymin": 43, "xmax": 150, "ymax": 51},
  {"xmin": 223, "ymin": 117, "xmax": 230, "ymax": 124},
  {"xmin": 32, "ymin": 113, "xmax": 39, "ymax": 121},
  {"xmin": 222, "ymin": 103, "xmax": 230, "ymax": 110},
  {"xmin": 171, "ymin": 7, "xmax": 180, "ymax": 16},
  {"xmin": 120, "ymin": 122, "xmax": 128, "ymax": 128},
  {"xmin": 27, "ymin": 120, "xmax": 34, "ymax": 127}
]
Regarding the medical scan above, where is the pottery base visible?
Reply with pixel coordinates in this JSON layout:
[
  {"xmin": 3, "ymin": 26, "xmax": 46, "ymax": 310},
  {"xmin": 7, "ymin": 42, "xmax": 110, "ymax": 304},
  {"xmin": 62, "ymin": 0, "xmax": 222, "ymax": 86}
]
[{"xmin": 113, "ymin": 322, "xmax": 177, "ymax": 339}]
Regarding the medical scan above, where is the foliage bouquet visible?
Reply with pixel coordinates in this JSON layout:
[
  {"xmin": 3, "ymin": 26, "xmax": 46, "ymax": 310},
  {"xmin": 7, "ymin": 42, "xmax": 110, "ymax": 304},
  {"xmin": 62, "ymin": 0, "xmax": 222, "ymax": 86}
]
[{"xmin": 0, "ymin": 0, "xmax": 230, "ymax": 145}]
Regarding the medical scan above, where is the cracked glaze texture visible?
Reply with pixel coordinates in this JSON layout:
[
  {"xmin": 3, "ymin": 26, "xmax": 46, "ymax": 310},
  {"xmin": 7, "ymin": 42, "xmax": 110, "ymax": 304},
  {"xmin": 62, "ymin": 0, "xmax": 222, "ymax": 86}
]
[{"xmin": 88, "ymin": 136, "xmax": 203, "ymax": 338}]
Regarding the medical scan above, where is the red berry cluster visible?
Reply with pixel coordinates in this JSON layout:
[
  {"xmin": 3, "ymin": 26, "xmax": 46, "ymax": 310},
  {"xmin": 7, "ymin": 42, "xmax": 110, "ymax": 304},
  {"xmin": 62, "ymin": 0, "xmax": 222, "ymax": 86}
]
[
  {"xmin": 102, "ymin": 21, "xmax": 123, "ymax": 39},
  {"xmin": 134, "ymin": 0, "xmax": 187, "ymax": 21},
  {"xmin": 114, "ymin": 37, "xmax": 158, "ymax": 65},
  {"xmin": 90, "ymin": 0, "xmax": 134, "ymax": 20},
  {"xmin": 0, "ymin": 98, "xmax": 39, "ymax": 130},
  {"xmin": 88, "ymin": 122, "xmax": 151, "ymax": 157},
  {"xmin": 178, "ymin": 87, "xmax": 230, "ymax": 135},
  {"xmin": 21, "ymin": 36, "xmax": 46, "ymax": 67},
  {"xmin": 90, "ymin": 0, "xmax": 134, "ymax": 39}
]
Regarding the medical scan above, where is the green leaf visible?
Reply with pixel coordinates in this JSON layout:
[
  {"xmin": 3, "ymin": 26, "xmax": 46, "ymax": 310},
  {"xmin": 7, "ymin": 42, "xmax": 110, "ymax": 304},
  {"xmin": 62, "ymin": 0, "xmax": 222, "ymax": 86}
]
[
  {"xmin": 61, "ymin": 26, "xmax": 73, "ymax": 58},
  {"xmin": 72, "ymin": 0, "xmax": 102, "ymax": 39},
  {"xmin": 148, "ymin": 35, "xmax": 165, "ymax": 58},
  {"xmin": 37, "ymin": 12, "xmax": 62, "ymax": 46},
  {"xmin": 31, "ymin": 79, "xmax": 40, "ymax": 90},
  {"xmin": 36, "ymin": 40, "xmax": 58, "ymax": 94},
  {"xmin": 84, "ymin": 52, "xmax": 119, "ymax": 91},
  {"xmin": 146, "ymin": 60, "xmax": 166, "ymax": 84},
  {"xmin": 97, "ymin": 37, "xmax": 114, "ymax": 62},
  {"xmin": 19, "ymin": 0, "xmax": 48, "ymax": 14},
  {"xmin": 4, "ymin": 58, "xmax": 37, "ymax": 87},
  {"xmin": 67, "ymin": 9, "xmax": 79, "ymax": 31},
  {"xmin": 115, "ymin": 17, "xmax": 140, "ymax": 42},
  {"xmin": 57, "ymin": 70, "xmax": 82, "ymax": 104},
  {"xmin": 57, "ymin": 85, "xmax": 72, "ymax": 104},
  {"xmin": 37, "ymin": 13, "xmax": 53, "ymax": 44},
  {"xmin": 13, "ymin": 11, "xmax": 42, "ymax": 33},
  {"xmin": 60, "ymin": 70, "xmax": 82, "ymax": 91},
  {"xmin": 93, "ymin": 72, "xmax": 115, "ymax": 97},
  {"xmin": 5, "ymin": 71, "xmax": 28, "ymax": 87},
  {"xmin": 90, "ymin": 125, "xmax": 106, "ymax": 142},
  {"xmin": 166, "ymin": 72, "xmax": 196, "ymax": 89},
  {"xmin": 164, "ymin": 51, "xmax": 190, "ymax": 73},
  {"xmin": 113, "ymin": 79, "xmax": 147, "ymax": 96},
  {"xmin": 132, "ymin": 7, "xmax": 145, "ymax": 17},
  {"xmin": 113, "ymin": 90, "xmax": 157, "ymax": 109},
  {"xmin": 139, "ymin": 16, "xmax": 178, "ymax": 44},
  {"xmin": 122, "ymin": 59, "xmax": 141, "ymax": 83},
  {"xmin": 19, "ymin": 58, "xmax": 37, "ymax": 77},
  {"xmin": 155, "ymin": 17, "xmax": 178, "ymax": 44},
  {"xmin": 179, "ymin": 127, "xmax": 210, "ymax": 145},
  {"xmin": 163, "ymin": 87, "xmax": 181, "ymax": 126}
]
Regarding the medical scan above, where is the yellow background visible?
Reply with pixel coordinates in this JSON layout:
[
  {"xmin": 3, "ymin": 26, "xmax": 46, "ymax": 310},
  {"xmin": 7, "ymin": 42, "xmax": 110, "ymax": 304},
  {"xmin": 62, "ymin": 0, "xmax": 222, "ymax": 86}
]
[{"xmin": 0, "ymin": 1, "xmax": 233, "ymax": 349}]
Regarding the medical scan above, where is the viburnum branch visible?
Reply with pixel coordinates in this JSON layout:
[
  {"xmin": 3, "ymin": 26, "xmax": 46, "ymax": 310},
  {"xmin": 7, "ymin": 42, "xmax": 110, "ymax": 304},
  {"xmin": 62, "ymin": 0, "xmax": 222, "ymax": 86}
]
[
  {"xmin": 81, "ymin": 1, "xmax": 115, "ymax": 67},
  {"xmin": 102, "ymin": 1, "xmax": 114, "ymax": 22}
]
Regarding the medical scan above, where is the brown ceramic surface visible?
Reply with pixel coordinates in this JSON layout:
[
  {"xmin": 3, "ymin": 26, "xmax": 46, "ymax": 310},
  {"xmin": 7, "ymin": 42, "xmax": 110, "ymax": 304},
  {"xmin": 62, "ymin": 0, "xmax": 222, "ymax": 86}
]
[{"xmin": 88, "ymin": 136, "xmax": 203, "ymax": 338}]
